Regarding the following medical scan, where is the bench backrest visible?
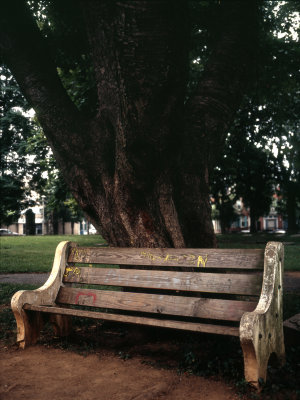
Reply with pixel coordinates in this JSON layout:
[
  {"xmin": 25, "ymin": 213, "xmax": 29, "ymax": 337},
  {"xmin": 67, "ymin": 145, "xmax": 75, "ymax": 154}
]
[{"xmin": 56, "ymin": 246, "xmax": 265, "ymax": 335}]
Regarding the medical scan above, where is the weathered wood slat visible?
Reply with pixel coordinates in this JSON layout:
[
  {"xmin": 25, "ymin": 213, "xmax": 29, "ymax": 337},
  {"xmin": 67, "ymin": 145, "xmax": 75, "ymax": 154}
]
[
  {"xmin": 56, "ymin": 287, "xmax": 257, "ymax": 321},
  {"xmin": 23, "ymin": 304, "xmax": 240, "ymax": 336},
  {"xmin": 67, "ymin": 247, "xmax": 264, "ymax": 269},
  {"xmin": 63, "ymin": 267, "xmax": 263, "ymax": 296}
]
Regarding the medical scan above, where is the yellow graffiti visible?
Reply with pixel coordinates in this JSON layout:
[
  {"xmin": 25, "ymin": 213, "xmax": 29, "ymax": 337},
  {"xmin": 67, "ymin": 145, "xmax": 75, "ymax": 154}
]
[
  {"xmin": 197, "ymin": 255, "xmax": 208, "ymax": 267},
  {"xmin": 64, "ymin": 266, "xmax": 81, "ymax": 277},
  {"xmin": 70, "ymin": 247, "xmax": 88, "ymax": 261},
  {"xmin": 164, "ymin": 254, "xmax": 181, "ymax": 263},
  {"xmin": 140, "ymin": 252, "xmax": 208, "ymax": 267}
]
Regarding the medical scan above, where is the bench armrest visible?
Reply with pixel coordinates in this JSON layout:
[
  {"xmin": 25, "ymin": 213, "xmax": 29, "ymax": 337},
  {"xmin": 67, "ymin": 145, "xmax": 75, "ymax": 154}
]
[
  {"xmin": 240, "ymin": 241, "xmax": 285, "ymax": 388},
  {"xmin": 11, "ymin": 241, "xmax": 73, "ymax": 347}
]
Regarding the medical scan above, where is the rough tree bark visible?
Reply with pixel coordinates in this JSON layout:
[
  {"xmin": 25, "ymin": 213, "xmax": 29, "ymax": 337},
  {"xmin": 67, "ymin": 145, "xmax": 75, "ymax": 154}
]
[{"xmin": 0, "ymin": 0, "xmax": 258, "ymax": 247}]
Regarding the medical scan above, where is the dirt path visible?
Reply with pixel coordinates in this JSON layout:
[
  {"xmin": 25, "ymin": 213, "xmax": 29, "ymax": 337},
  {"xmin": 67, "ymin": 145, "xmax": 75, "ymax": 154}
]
[
  {"xmin": 0, "ymin": 344, "xmax": 241, "ymax": 400},
  {"xmin": 1, "ymin": 317, "xmax": 249, "ymax": 400},
  {"xmin": 0, "ymin": 273, "xmax": 50, "ymax": 285},
  {"xmin": 1, "ymin": 316, "xmax": 299, "ymax": 400}
]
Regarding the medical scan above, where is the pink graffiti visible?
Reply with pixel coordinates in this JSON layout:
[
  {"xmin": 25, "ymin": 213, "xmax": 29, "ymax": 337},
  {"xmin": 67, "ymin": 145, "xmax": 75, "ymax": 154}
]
[{"xmin": 75, "ymin": 292, "xmax": 96, "ymax": 305}]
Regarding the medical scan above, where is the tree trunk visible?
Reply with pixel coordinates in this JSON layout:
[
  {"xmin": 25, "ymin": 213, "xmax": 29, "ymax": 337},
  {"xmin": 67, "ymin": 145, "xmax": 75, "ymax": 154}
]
[
  {"xmin": 287, "ymin": 183, "xmax": 298, "ymax": 234},
  {"xmin": 25, "ymin": 209, "xmax": 35, "ymax": 236},
  {"xmin": 218, "ymin": 198, "xmax": 228, "ymax": 235},
  {"xmin": 1, "ymin": 0, "xmax": 258, "ymax": 248},
  {"xmin": 51, "ymin": 211, "xmax": 58, "ymax": 235},
  {"xmin": 250, "ymin": 207, "xmax": 258, "ymax": 234}
]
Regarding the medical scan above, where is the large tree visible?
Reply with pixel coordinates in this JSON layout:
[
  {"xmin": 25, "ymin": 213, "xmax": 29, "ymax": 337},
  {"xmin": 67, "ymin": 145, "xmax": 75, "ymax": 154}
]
[{"xmin": 1, "ymin": 0, "xmax": 259, "ymax": 247}]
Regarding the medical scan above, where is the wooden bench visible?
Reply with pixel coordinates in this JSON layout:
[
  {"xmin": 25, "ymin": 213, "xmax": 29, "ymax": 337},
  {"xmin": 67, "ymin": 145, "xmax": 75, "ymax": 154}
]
[{"xmin": 11, "ymin": 241, "xmax": 285, "ymax": 388}]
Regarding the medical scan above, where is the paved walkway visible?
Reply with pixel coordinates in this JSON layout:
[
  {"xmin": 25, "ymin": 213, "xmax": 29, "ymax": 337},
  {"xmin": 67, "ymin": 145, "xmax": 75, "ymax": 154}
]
[
  {"xmin": 0, "ymin": 273, "xmax": 50, "ymax": 285},
  {"xmin": 1, "ymin": 272, "xmax": 299, "ymax": 293}
]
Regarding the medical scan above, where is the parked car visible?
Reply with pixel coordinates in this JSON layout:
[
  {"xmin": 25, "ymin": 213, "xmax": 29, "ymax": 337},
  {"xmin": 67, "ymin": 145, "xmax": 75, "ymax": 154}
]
[{"xmin": 0, "ymin": 229, "xmax": 19, "ymax": 236}]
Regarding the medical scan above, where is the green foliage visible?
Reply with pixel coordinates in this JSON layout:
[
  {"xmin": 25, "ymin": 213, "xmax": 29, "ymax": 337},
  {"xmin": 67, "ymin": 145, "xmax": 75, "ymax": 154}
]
[
  {"xmin": 233, "ymin": 136, "xmax": 275, "ymax": 231},
  {"xmin": 275, "ymin": 130, "xmax": 300, "ymax": 233},
  {"xmin": 42, "ymin": 170, "xmax": 84, "ymax": 233},
  {"xmin": 210, "ymin": 2, "xmax": 300, "ymax": 230},
  {"xmin": 253, "ymin": 3, "xmax": 300, "ymax": 229},
  {"xmin": 187, "ymin": 1, "xmax": 218, "ymax": 95},
  {"xmin": 0, "ymin": 66, "xmax": 51, "ymax": 223},
  {"xmin": 0, "ymin": 175, "xmax": 24, "ymax": 226},
  {"xmin": 211, "ymin": 195, "xmax": 239, "ymax": 234},
  {"xmin": 211, "ymin": 129, "xmax": 276, "ymax": 233},
  {"xmin": 1, "ymin": 68, "xmax": 35, "ymax": 175},
  {"xmin": 0, "ymin": 65, "xmax": 86, "ymax": 227},
  {"xmin": 28, "ymin": 0, "xmax": 97, "ymax": 114}
]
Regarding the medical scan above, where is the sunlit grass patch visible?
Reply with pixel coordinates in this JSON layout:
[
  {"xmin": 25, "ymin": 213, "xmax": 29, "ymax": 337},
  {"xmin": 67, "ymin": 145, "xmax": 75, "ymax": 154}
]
[
  {"xmin": 217, "ymin": 233, "xmax": 300, "ymax": 271},
  {"xmin": 0, "ymin": 235, "xmax": 105, "ymax": 273}
]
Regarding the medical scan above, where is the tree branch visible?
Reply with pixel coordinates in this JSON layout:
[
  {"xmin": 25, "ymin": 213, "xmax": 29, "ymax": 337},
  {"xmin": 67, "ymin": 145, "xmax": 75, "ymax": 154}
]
[
  {"xmin": 0, "ymin": 0, "xmax": 108, "ymax": 222},
  {"xmin": 0, "ymin": 0, "xmax": 85, "ymax": 162}
]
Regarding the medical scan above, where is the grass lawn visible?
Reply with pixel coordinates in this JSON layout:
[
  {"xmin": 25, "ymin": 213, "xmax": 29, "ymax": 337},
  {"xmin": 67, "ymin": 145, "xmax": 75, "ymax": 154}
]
[
  {"xmin": 217, "ymin": 233, "xmax": 300, "ymax": 271},
  {"xmin": 0, "ymin": 232, "xmax": 299, "ymax": 273},
  {"xmin": 0, "ymin": 235, "xmax": 105, "ymax": 273}
]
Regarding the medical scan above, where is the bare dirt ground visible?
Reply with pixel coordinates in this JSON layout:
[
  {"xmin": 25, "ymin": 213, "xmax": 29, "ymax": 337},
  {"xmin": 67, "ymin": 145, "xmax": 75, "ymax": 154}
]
[
  {"xmin": 0, "ymin": 322, "xmax": 243, "ymax": 400},
  {"xmin": 1, "ymin": 272, "xmax": 299, "ymax": 400},
  {"xmin": 0, "ymin": 345, "xmax": 241, "ymax": 400},
  {"xmin": 1, "ymin": 321, "xmax": 299, "ymax": 400}
]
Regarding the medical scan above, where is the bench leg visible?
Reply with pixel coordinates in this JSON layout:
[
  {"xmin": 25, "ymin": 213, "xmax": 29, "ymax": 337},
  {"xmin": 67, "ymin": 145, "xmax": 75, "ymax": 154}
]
[
  {"xmin": 14, "ymin": 309, "xmax": 43, "ymax": 349},
  {"xmin": 241, "ymin": 335, "xmax": 286, "ymax": 390},
  {"xmin": 49, "ymin": 314, "xmax": 72, "ymax": 337},
  {"xmin": 241, "ymin": 341, "xmax": 267, "ymax": 389}
]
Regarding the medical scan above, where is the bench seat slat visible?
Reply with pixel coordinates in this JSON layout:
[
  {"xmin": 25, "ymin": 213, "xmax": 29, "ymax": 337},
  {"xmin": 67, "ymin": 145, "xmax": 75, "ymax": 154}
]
[
  {"xmin": 23, "ymin": 304, "xmax": 240, "ymax": 336},
  {"xmin": 63, "ymin": 267, "xmax": 262, "ymax": 296},
  {"xmin": 68, "ymin": 247, "xmax": 264, "ymax": 269},
  {"xmin": 56, "ymin": 287, "xmax": 257, "ymax": 322}
]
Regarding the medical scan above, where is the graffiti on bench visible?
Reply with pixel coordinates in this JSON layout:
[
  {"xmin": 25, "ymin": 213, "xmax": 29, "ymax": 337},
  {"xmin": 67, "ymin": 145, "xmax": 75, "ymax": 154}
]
[{"xmin": 140, "ymin": 252, "xmax": 208, "ymax": 267}]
